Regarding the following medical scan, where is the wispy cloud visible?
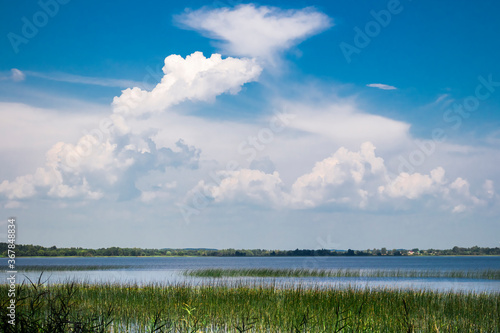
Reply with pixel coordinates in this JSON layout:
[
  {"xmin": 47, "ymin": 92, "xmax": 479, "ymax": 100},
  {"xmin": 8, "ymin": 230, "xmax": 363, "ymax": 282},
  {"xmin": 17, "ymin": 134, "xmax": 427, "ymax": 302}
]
[
  {"xmin": 431, "ymin": 93, "xmax": 454, "ymax": 109},
  {"xmin": 434, "ymin": 94, "xmax": 449, "ymax": 104},
  {"xmin": 24, "ymin": 71, "xmax": 144, "ymax": 89},
  {"xmin": 366, "ymin": 83, "xmax": 397, "ymax": 90},
  {"xmin": 11, "ymin": 69, "xmax": 25, "ymax": 82},
  {"xmin": 0, "ymin": 69, "xmax": 26, "ymax": 82}
]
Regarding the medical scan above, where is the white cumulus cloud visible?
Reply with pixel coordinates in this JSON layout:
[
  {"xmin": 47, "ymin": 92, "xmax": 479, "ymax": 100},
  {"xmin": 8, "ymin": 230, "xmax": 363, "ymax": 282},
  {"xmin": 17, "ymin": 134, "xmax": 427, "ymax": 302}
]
[
  {"xmin": 290, "ymin": 142, "xmax": 385, "ymax": 208},
  {"xmin": 112, "ymin": 52, "xmax": 261, "ymax": 117},
  {"xmin": 183, "ymin": 142, "xmax": 495, "ymax": 213},
  {"xmin": 194, "ymin": 169, "xmax": 287, "ymax": 207},
  {"xmin": 176, "ymin": 4, "xmax": 331, "ymax": 62},
  {"xmin": 0, "ymin": 165, "xmax": 102, "ymax": 200},
  {"xmin": 379, "ymin": 167, "xmax": 445, "ymax": 200},
  {"xmin": 0, "ymin": 52, "xmax": 258, "ymax": 203}
]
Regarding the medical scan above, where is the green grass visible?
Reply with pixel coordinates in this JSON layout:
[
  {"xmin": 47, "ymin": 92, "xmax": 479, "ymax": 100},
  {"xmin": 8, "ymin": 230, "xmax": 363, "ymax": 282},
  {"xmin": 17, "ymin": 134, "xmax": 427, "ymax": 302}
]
[
  {"xmin": 1, "ymin": 278, "xmax": 499, "ymax": 332},
  {"xmin": 185, "ymin": 268, "xmax": 500, "ymax": 280}
]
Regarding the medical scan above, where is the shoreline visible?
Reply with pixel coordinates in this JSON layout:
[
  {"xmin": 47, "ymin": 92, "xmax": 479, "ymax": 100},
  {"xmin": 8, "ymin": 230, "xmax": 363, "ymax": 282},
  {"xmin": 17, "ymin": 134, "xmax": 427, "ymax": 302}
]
[{"xmin": 3, "ymin": 254, "xmax": 500, "ymax": 259}]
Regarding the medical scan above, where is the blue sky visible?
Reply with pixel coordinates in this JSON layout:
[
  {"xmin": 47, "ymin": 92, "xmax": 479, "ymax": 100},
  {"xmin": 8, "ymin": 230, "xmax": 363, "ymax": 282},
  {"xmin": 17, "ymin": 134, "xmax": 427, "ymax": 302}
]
[{"xmin": 0, "ymin": 0, "xmax": 499, "ymax": 250}]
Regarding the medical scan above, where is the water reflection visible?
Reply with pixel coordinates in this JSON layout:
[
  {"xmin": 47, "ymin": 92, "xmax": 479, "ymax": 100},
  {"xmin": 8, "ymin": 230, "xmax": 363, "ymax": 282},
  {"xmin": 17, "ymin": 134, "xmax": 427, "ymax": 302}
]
[
  {"xmin": 3, "ymin": 256, "xmax": 499, "ymax": 293},
  {"xmin": 15, "ymin": 269, "xmax": 500, "ymax": 294}
]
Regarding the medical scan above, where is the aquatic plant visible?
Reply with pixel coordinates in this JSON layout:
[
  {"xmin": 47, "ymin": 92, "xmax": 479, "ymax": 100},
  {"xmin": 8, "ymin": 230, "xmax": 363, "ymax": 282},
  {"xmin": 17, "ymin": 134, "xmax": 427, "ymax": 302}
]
[
  {"xmin": 184, "ymin": 267, "xmax": 500, "ymax": 280},
  {"xmin": 1, "ymin": 277, "xmax": 498, "ymax": 332}
]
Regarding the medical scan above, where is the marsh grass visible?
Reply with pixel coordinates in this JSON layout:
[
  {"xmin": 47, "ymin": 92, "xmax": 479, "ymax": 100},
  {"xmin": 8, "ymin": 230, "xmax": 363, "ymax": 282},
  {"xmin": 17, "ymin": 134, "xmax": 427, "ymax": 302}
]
[
  {"xmin": 1, "ymin": 277, "xmax": 499, "ymax": 332},
  {"xmin": 0, "ymin": 275, "xmax": 113, "ymax": 333},
  {"xmin": 184, "ymin": 268, "xmax": 500, "ymax": 280}
]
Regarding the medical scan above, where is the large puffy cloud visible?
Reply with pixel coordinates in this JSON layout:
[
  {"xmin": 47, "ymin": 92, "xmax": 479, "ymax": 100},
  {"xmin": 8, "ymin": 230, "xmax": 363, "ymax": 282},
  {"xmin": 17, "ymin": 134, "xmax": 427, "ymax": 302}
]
[
  {"xmin": 193, "ymin": 169, "xmax": 287, "ymax": 207},
  {"xmin": 0, "ymin": 166, "xmax": 102, "ymax": 200},
  {"xmin": 0, "ymin": 45, "xmax": 496, "ymax": 218},
  {"xmin": 0, "ymin": 126, "xmax": 202, "ymax": 204},
  {"xmin": 379, "ymin": 168, "xmax": 494, "ymax": 213},
  {"xmin": 0, "ymin": 52, "xmax": 255, "ymax": 204},
  {"xmin": 2, "ymin": 73, "xmax": 495, "ymax": 216},
  {"xmin": 176, "ymin": 4, "xmax": 331, "ymax": 61},
  {"xmin": 290, "ymin": 142, "xmax": 386, "ymax": 208},
  {"xmin": 379, "ymin": 167, "xmax": 446, "ymax": 200},
  {"xmin": 183, "ymin": 142, "xmax": 495, "ymax": 213},
  {"xmin": 112, "ymin": 52, "xmax": 261, "ymax": 117}
]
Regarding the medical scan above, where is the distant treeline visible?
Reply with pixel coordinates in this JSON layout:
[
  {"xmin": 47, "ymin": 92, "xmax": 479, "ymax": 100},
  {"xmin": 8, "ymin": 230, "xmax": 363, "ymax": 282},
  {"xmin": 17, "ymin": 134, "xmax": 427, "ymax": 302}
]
[{"xmin": 1, "ymin": 243, "xmax": 499, "ymax": 257}]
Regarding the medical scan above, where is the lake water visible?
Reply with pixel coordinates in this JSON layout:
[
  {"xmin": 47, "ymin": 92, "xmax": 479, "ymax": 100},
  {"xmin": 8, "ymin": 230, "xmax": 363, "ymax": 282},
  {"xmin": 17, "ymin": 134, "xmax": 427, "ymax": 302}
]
[{"xmin": 3, "ymin": 256, "xmax": 500, "ymax": 293}]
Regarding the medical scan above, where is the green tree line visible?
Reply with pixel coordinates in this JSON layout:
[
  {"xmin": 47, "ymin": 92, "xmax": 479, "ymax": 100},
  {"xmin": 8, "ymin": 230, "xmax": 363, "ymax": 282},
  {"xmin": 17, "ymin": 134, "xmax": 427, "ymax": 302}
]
[{"xmin": 1, "ymin": 243, "xmax": 499, "ymax": 257}]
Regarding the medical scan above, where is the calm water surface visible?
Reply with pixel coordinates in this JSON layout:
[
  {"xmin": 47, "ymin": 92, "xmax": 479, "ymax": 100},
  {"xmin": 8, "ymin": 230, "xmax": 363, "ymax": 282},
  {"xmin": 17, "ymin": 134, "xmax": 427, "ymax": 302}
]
[{"xmin": 3, "ymin": 256, "xmax": 499, "ymax": 293}]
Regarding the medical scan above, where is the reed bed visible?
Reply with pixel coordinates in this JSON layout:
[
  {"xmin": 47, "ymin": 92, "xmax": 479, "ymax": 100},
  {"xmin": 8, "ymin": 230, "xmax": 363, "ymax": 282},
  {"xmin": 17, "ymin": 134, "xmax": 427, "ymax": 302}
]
[
  {"xmin": 185, "ymin": 268, "xmax": 500, "ymax": 280},
  {"xmin": 1, "ymin": 277, "xmax": 499, "ymax": 332}
]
